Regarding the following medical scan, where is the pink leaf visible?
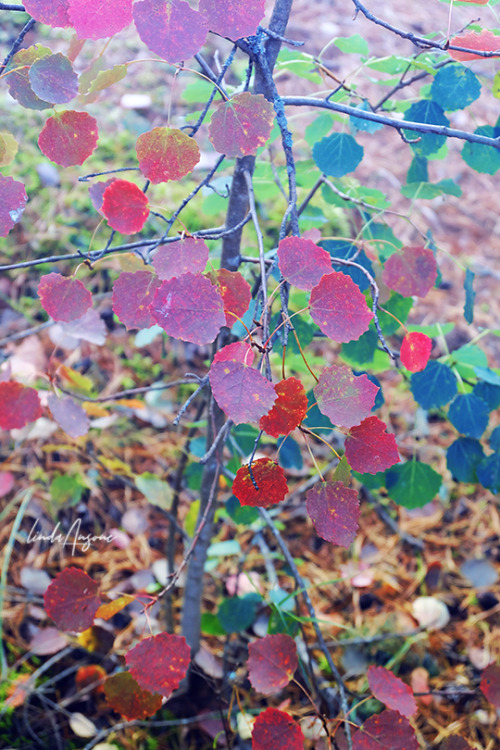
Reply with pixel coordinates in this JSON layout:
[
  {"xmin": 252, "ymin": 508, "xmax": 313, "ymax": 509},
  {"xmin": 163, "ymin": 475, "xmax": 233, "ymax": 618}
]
[
  {"xmin": 344, "ymin": 416, "xmax": 400, "ymax": 474},
  {"xmin": 248, "ymin": 634, "xmax": 298, "ymax": 694},
  {"xmin": 38, "ymin": 110, "xmax": 98, "ymax": 166},
  {"xmin": 210, "ymin": 354, "xmax": 276, "ymax": 424},
  {"xmin": 309, "ymin": 272, "xmax": 373, "ymax": 342},
  {"xmin": 382, "ymin": 246, "xmax": 437, "ymax": 298},
  {"xmin": 23, "ymin": 0, "xmax": 71, "ymax": 28},
  {"xmin": 0, "ymin": 471, "xmax": 15, "ymax": 497},
  {"xmin": 136, "ymin": 127, "xmax": 200, "ymax": 183},
  {"xmin": 152, "ymin": 238, "xmax": 209, "ymax": 280},
  {"xmin": 112, "ymin": 271, "xmax": 161, "ymax": 330},
  {"xmin": 0, "ymin": 382, "xmax": 43, "ymax": 430},
  {"xmin": 314, "ymin": 364, "xmax": 379, "ymax": 428},
  {"xmin": 47, "ymin": 394, "xmax": 90, "ymax": 438},
  {"xmin": 208, "ymin": 92, "xmax": 275, "ymax": 158},
  {"xmin": 450, "ymin": 30, "xmax": 500, "ymax": 62},
  {"xmin": 352, "ymin": 709, "xmax": 419, "ymax": 750},
  {"xmin": 88, "ymin": 178, "xmax": 116, "ymax": 213},
  {"xmin": 101, "ymin": 180, "xmax": 149, "ymax": 234},
  {"xmin": 400, "ymin": 332, "xmax": 432, "ymax": 372},
  {"xmin": 133, "ymin": 0, "xmax": 208, "ymax": 63},
  {"xmin": 68, "ymin": 0, "xmax": 133, "ymax": 40},
  {"xmin": 252, "ymin": 708, "xmax": 304, "ymax": 750},
  {"xmin": 306, "ymin": 481, "xmax": 360, "ymax": 547},
  {"xmin": 199, "ymin": 0, "xmax": 265, "ymax": 39},
  {"xmin": 38, "ymin": 273, "xmax": 92, "ymax": 322},
  {"xmin": 150, "ymin": 273, "xmax": 225, "ymax": 345},
  {"xmin": 480, "ymin": 664, "xmax": 500, "ymax": 708},
  {"xmin": 367, "ymin": 665, "xmax": 417, "ymax": 717},
  {"xmin": 277, "ymin": 236, "xmax": 332, "ymax": 291},
  {"xmin": 0, "ymin": 175, "xmax": 27, "ymax": 237},
  {"xmin": 207, "ymin": 268, "xmax": 252, "ymax": 327}
]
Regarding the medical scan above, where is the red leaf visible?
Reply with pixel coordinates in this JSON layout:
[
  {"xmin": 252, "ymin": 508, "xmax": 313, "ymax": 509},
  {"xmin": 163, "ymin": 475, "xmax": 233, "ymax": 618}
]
[
  {"xmin": 199, "ymin": 0, "xmax": 265, "ymax": 39},
  {"xmin": 68, "ymin": 0, "xmax": 133, "ymax": 40},
  {"xmin": 125, "ymin": 633, "xmax": 190, "ymax": 698},
  {"xmin": 314, "ymin": 364, "xmax": 379, "ymax": 428},
  {"xmin": 450, "ymin": 30, "xmax": 500, "ymax": 62},
  {"xmin": 6, "ymin": 45, "xmax": 53, "ymax": 110},
  {"xmin": 136, "ymin": 127, "xmax": 200, "ymax": 183},
  {"xmin": 277, "ymin": 236, "xmax": 332, "ymax": 291},
  {"xmin": 101, "ymin": 180, "xmax": 149, "ymax": 234},
  {"xmin": 480, "ymin": 664, "xmax": 500, "ymax": 708},
  {"xmin": 252, "ymin": 707, "xmax": 304, "ymax": 750},
  {"xmin": 382, "ymin": 246, "xmax": 437, "ymax": 298},
  {"xmin": 352, "ymin": 709, "xmax": 419, "ymax": 750},
  {"xmin": 306, "ymin": 481, "xmax": 359, "ymax": 547},
  {"xmin": 47, "ymin": 394, "xmax": 89, "ymax": 438},
  {"xmin": 210, "ymin": 352, "xmax": 276, "ymax": 424},
  {"xmin": 0, "ymin": 382, "xmax": 42, "ymax": 430},
  {"xmin": 28, "ymin": 53, "xmax": 78, "ymax": 104},
  {"xmin": 367, "ymin": 666, "xmax": 417, "ymax": 718},
  {"xmin": 345, "ymin": 416, "xmax": 400, "ymax": 474},
  {"xmin": 213, "ymin": 341, "xmax": 254, "ymax": 366},
  {"xmin": 207, "ymin": 268, "xmax": 252, "ymax": 327},
  {"xmin": 133, "ymin": 0, "xmax": 208, "ymax": 63},
  {"xmin": 104, "ymin": 672, "xmax": 162, "ymax": 720},
  {"xmin": 23, "ymin": 0, "xmax": 71, "ymax": 28},
  {"xmin": 44, "ymin": 567, "xmax": 100, "ymax": 632},
  {"xmin": 0, "ymin": 471, "xmax": 15, "ymax": 497},
  {"xmin": 208, "ymin": 92, "xmax": 275, "ymax": 158},
  {"xmin": 232, "ymin": 458, "xmax": 288, "ymax": 507},
  {"xmin": 259, "ymin": 377, "xmax": 308, "ymax": 437},
  {"xmin": 150, "ymin": 273, "xmax": 225, "ymax": 345},
  {"xmin": 88, "ymin": 178, "xmax": 116, "ymax": 213},
  {"xmin": 400, "ymin": 332, "xmax": 432, "ymax": 372},
  {"xmin": 38, "ymin": 273, "xmax": 92, "ymax": 322},
  {"xmin": 153, "ymin": 238, "xmax": 209, "ymax": 280},
  {"xmin": 0, "ymin": 175, "xmax": 27, "ymax": 237},
  {"xmin": 309, "ymin": 271, "xmax": 373, "ymax": 343},
  {"xmin": 248, "ymin": 634, "xmax": 298, "ymax": 695},
  {"xmin": 38, "ymin": 110, "xmax": 98, "ymax": 166},
  {"xmin": 112, "ymin": 270, "xmax": 161, "ymax": 330}
]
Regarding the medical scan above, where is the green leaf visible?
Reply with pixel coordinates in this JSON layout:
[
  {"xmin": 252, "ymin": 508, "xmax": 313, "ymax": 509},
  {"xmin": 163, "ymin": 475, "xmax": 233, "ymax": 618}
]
[
  {"xmin": 493, "ymin": 70, "xmax": 500, "ymax": 99},
  {"xmin": 305, "ymin": 113, "xmax": 335, "ymax": 146},
  {"xmin": 462, "ymin": 126, "xmax": 500, "ymax": 175},
  {"xmin": 313, "ymin": 132, "xmax": 364, "ymax": 178},
  {"xmin": 406, "ymin": 156, "xmax": 428, "ymax": 183},
  {"xmin": 217, "ymin": 594, "xmax": 260, "ymax": 633},
  {"xmin": 332, "ymin": 456, "xmax": 352, "ymax": 484},
  {"xmin": 225, "ymin": 495, "xmax": 259, "ymax": 525},
  {"xmin": 403, "ymin": 100, "xmax": 450, "ymax": 156},
  {"xmin": 201, "ymin": 612, "xmax": 226, "ymax": 636},
  {"xmin": 184, "ymin": 499, "xmax": 200, "ymax": 537},
  {"xmin": 134, "ymin": 472, "xmax": 173, "ymax": 510},
  {"xmin": 50, "ymin": 473, "xmax": 85, "ymax": 507},
  {"xmin": 464, "ymin": 269, "xmax": 475, "ymax": 324},
  {"xmin": 385, "ymin": 460, "xmax": 442, "ymax": 508},
  {"xmin": 378, "ymin": 294, "xmax": 413, "ymax": 336},
  {"xmin": 276, "ymin": 48, "xmax": 321, "ymax": 83},
  {"xmin": 333, "ymin": 34, "xmax": 369, "ymax": 55},
  {"xmin": 400, "ymin": 179, "xmax": 462, "ymax": 199},
  {"xmin": 341, "ymin": 327, "xmax": 378, "ymax": 367},
  {"xmin": 430, "ymin": 64, "xmax": 481, "ymax": 111}
]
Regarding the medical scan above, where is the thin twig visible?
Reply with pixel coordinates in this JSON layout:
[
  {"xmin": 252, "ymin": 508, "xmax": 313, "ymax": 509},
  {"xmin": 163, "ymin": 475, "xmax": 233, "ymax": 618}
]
[
  {"xmin": 199, "ymin": 419, "xmax": 233, "ymax": 464},
  {"xmin": 172, "ymin": 375, "xmax": 209, "ymax": 426},
  {"xmin": 0, "ymin": 16, "xmax": 35, "ymax": 76}
]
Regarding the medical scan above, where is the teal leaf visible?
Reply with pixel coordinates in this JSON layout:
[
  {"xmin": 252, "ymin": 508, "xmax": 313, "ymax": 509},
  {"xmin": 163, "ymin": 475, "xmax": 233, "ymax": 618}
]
[
  {"xmin": 349, "ymin": 101, "xmax": 384, "ymax": 134},
  {"xmin": 225, "ymin": 495, "xmax": 259, "ymax": 525},
  {"xmin": 464, "ymin": 269, "xmax": 475, "ymax": 324},
  {"xmin": 462, "ymin": 126, "xmax": 500, "ymax": 175},
  {"xmin": 473, "ymin": 382, "xmax": 500, "ymax": 410},
  {"xmin": 385, "ymin": 460, "xmax": 442, "ymax": 508},
  {"xmin": 217, "ymin": 594, "xmax": 260, "ymax": 633},
  {"xmin": 407, "ymin": 155, "xmax": 428, "ymax": 183},
  {"xmin": 341, "ymin": 328, "xmax": 378, "ymax": 367},
  {"xmin": 477, "ymin": 454, "xmax": 500, "ymax": 493},
  {"xmin": 447, "ymin": 437, "xmax": 485, "ymax": 483},
  {"xmin": 353, "ymin": 470, "xmax": 386, "ymax": 489},
  {"xmin": 448, "ymin": 394, "xmax": 489, "ymax": 439},
  {"xmin": 403, "ymin": 100, "xmax": 450, "ymax": 156},
  {"xmin": 277, "ymin": 435, "xmax": 303, "ymax": 470},
  {"xmin": 430, "ymin": 64, "xmax": 481, "ymax": 111},
  {"xmin": 400, "ymin": 179, "xmax": 462, "ymax": 199},
  {"xmin": 474, "ymin": 367, "xmax": 500, "ymax": 386},
  {"xmin": 322, "ymin": 240, "xmax": 374, "ymax": 291},
  {"xmin": 489, "ymin": 426, "xmax": 500, "ymax": 452},
  {"xmin": 313, "ymin": 133, "xmax": 364, "ymax": 177},
  {"xmin": 411, "ymin": 361, "xmax": 457, "ymax": 409},
  {"xmin": 231, "ymin": 424, "xmax": 260, "ymax": 455}
]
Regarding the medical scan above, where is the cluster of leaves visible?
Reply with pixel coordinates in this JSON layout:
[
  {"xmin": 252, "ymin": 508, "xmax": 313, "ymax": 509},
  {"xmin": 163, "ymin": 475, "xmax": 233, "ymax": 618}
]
[{"xmin": 2, "ymin": 0, "xmax": 500, "ymax": 746}]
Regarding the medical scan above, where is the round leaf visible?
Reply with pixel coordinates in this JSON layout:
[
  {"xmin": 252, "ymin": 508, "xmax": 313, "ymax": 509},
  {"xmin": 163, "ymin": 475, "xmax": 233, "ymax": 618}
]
[
  {"xmin": 104, "ymin": 672, "xmax": 162, "ymax": 721},
  {"xmin": 199, "ymin": 0, "xmax": 265, "ymax": 39},
  {"xmin": 125, "ymin": 633, "xmax": 190, "ymax": 698},
  {"xmin": 68, "ymin": 0, "xmax": 133, "ymax": 40},
  {"xmin": 153, "ymin": 238, "xmax": 209, "ymax": 280},
  {"xmin": 208, "ymin": 92, "xmax": 275, "ymax": 157},
  {"xmin": 112, "ymin": 270, "xmax": 161, "ymax": 330},
  {"xmin": 367, "ymin": 665, "xmax": 417, "ymax": 718},
  {"xmin": 313, "ymin": 132, "xmax": 364, "ymax": 177},
  {"xmin": 38, "ymin": 273, "xmax": 92, "ymax": 322},
  {"xmin": 411, "ymin": 361, "xmax": 458, "ymax": 409},
  {"xmin": 207, "ymin": 268, "xmax": 252, "ymax": 327},
  {"xmin": 29, "ymin": 53, "xmax": 78, "ymax": 104},
  {"xmin": 306, "ymin": 481, "xmax": 360, "ymax": 547},
  {"xmin": 309, "ymin": 271, "xmax": 373, "ymax": 343},
  {"xmin": 480, "ymin": 664, "xmax": 500, "ymax": 708},
  {"xmin": 277, "ymin": 236, "xmax": 332, "ymax": 291},
  {"xmin": 385, "ymin": 460, "xmax": 442, "ymax": 508},
  {"xmin": 47, "ymin": 394, "xmax": 90, "ymax": 438},
  {"xmin": 6, "ymin": 45, "xmax": 53, "ymax": 110},
  {"xmin": 447, "ymin": 393, "xmax": 489, "ymax": 438},
  {"xmin": 38, "ymin": 110, "xmax": 98, "ymax": 166},
  {"xmin": 23, "ymin": 0, "xmax": 71, "ymax": 28},
  {"xmin": 136, "ymin": 127, "xmax": 200, "ymax": 183},
  {"xmin": 101, "ymin": 179, "xmax": 149, "ymax": 234},
  {"xmin": 260, "ymin": 377, "xmax": 308, "ymax": 437},
  {"xmin": 0, "ymin": 175, "xmax": 27, "ymax": 237},
  {"xmin": 232, "ymin": 458, "xmax": 288, "ymax": 508},
  {"xmin": 345, "ymin": 416, "xmax": 400, "ymax": 474},
  {"xmin": 133, "ymin": 0, "xmax": 208, "ymax": 63},
  {"xmin": 382, "ymin": 246, "xmax": 437, "ymax": 298},
  {"xmin": 252, "ymin": 708, "xmax": 304, "ymax": 750},
  {"xmin": 44, "ymin": 567, "xmax": 100, "ymax": 632},
  {"xmin": 352, "ymin": 709, "xmax": 419, "ymax": 750},
  {"xmin": 314, "ymin": 364, "xmax": 379, "ymax": 428},
  {"xmin": 0, "ymin": 381, "xmax": 43, "ymax": 430},
  {"xmin": 450, "ymin": 30, "xmax": 500, "ymax": 62},
  {"xmin": 400, "ymin": 332, "xmax": 432, "ymax": 372},
  {"xmin": 248, "ymin": 634, "xmax": 298, "ymax": 694}
]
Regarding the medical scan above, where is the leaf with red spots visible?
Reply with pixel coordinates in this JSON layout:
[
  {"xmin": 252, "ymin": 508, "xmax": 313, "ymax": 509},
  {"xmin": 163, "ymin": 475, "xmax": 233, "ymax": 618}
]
[
  {"xmin": 277, "ymin": 236, "xmax": 332, "ymax": 291},
  {"xmin": 104, "ymin": 672, "xmax": 162, "ymax": 720},
  {"xmin": 306, "ymin": 481, "xmax": 359, "ymax": 547},
  {"xmin": 44, "ymin": 567, "xmax": 100, "ymax": 632},
  {"xmin": 314, "ymin": 364, "xmax": 379, "ymax": 428},
  {"xmin": 345, "ymin": 416, "xmax": 400, "ymax": 474},
  {"xmin": 23, "ymin": 0, "xmax": 71, "ymax": 29},
  {"xmin": 38, "ymin": 110, "xmax": 98, "ymax": 166},
  {"xmin": 101, "ymin": 180, "xmax": 149, "ymax": 234},
  {"xmin": 309, "ymin": 272, "xmax": 373, "ymax": 343},
  {"xmin": 210, "ymin": 347, "xmax": 276, "ymax": 424},
  {"xmin": 68, "ymin": 0, "xmax": 133, "ymax": 40},
  {"xmin": 450, "ymin": 30, "xmax": 500, "ymax": 62},
  {"xmin": 150, "ymin": 273, "xmax": 225, "ymax": 345},
  {"xmin": 0, "ymin": 175, "xmax": 27, "ymax": 237},
  {"xmin": 400, "ymin": 332, "xmax": 432, "ymax": 372},
  {"xmin": 29, "ymin": 53, "xmax": 78, "ymax": 104},
  {"xmin": 252, "ymin": 707, "xmax": 304, "ymax": 750},
  {"xmin": 88, "ymin": 178, "xmax": 116, "ymax": 213},
  {"xmin": 136, "ymin": 127, "xmax": 200, "ymax": 183},
  {"xmin": 125, "ymin": 633, "xmax": 190, "ymax": 698},
  {"xmin": 153, "ymin": 238, "xmax": 209, "ymax": 280},
  {"xmin": 133, "ymin": 0, "xmax": 208, "ymax": 63},
  {"xmin": 232, "ymin": 458, "xmax": 288, "ymax": 507},
  {"xmin": 112, "ymin": 271, "xmax": 161, "ymax": 330},
  {"xmin": 38, "ymin": 273, "xmax": 92, "ymax": 322},
  {"xmin": 382, "ymin": 246, "xmax": 437, "ymax": 298},
  {"xmin": 199, "ymin": 0, "xmax": 265, "ymax": 39},
  {"xmin": 0, "ymin": 382, "xmax": 43, "ymax": 430},
  {"xmin": 480, "ymin": 664, "xmax": 500, "ymax": 708},
  {"xmin": 352, "ymin": 709, "xmax": 419, "ymax": 750},
  {"xmin": 208, "ymin": 92, "xmax": 275, "ymax": 158},
  {"xmin": 248, "ymin": 634, "xmax": 298, "ymax": 695},
  {"xmin": 367, "ymin": 666, "xmax": 417, "ymax": 718},
  {"xmin": 47, "ymin": 394, "xmax": 90, "ymax": 438},
  {"xmin": 6, "ymin": 45, "xmax": 53, "ymax": 110},
  {"xmin": 207, "ymin": 269, "xmax": 252, "ymax": 327},
  {"xmin": 259, "ymin": 377, "xmax": 308, "ymax": 437}
]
